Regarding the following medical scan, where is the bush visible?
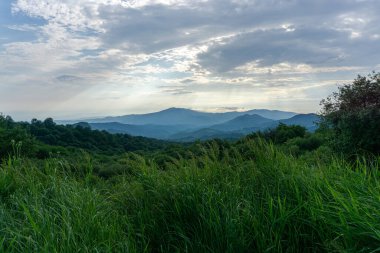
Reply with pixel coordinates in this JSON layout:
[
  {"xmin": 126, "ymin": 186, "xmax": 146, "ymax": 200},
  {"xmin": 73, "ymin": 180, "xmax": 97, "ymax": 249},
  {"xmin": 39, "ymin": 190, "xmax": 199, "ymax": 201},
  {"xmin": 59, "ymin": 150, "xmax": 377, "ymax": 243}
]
[
  {"xmin": 0, "ymin": 115, "xmax": 35, "ymax": 159},
  {"xmin": 286, "ymin": 134, "xmax": 324, "ymax": 152},
  {"xmin": 320, "ymin": 72, "xmax": 380, "ymax": 155},
  {"xmin": 255, "ymin": 123, "xmax": 307, "ymax": 144}
]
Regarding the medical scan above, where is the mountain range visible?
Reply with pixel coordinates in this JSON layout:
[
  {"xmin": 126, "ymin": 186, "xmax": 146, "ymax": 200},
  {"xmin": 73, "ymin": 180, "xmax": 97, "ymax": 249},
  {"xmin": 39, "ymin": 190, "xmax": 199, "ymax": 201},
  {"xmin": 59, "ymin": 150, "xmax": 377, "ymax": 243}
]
[{"xmin": 59, "ymin": 108, "xmax": 319, "ymax": 141}]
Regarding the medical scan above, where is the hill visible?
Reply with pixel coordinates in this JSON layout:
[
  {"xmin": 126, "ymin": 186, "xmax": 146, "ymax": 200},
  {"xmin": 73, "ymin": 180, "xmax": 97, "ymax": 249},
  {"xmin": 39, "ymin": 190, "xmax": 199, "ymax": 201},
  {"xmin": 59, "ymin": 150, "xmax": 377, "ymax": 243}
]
[
  {"xmin": 88, "ymin": 122, "xmax": 191, "ymax": 139},
  {"xmin": 64, "ymin": 108, "xmax": 297, "ymax": 126},
  {"xmin": 85, "ymin": 108, "xmax": 237, "ymax": 126},
  {"xmin": 245, "ymin": 109, "xmax": 297, "ymax": 120},
  {"xmin": 169, "ymin": 128, "xmax": 244, "ymax": 142},
  {"xmin": 56, "ymin": 108, "xmax": 302, "ymax": 140},
  {"xmin": 56, "ymin": 109, "xmax": 318, "ymax": 141},
  {"xmin": 210, "ymin": 114, "xmax": 274, "ymax": 131},
  {"xmin": 170, "ymin": 113, "xmax": 320, "ymax": 141},
  {"xmin": 0, "ymin": 116, "xmax": 173, "ymax": 157},
  {"xmin": 279, "ymin": 113, "xmax": 320, "ymax": 131}
]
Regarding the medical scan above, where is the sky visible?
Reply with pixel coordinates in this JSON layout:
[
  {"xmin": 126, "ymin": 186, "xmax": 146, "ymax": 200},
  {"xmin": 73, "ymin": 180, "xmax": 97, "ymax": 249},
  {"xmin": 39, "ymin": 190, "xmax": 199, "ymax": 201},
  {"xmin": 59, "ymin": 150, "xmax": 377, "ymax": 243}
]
[{"xmin": 0, "ymin": 0, "xmax": 379, "ymax": 120}]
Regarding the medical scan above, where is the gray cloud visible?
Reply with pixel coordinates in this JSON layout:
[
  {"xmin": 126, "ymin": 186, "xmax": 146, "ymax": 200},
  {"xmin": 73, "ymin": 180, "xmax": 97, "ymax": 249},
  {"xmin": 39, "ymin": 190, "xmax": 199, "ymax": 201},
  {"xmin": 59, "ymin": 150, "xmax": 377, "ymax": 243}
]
[
  {"xmin": 56, "ymin": 75, "xmax": 83, "ymax": 82},
  {"xmin": 98, "ymin": 4, "xmax": 215, "ymax": 53},
  {"xmin": 97, "ymin": 0, "xmax": 379, "ymax": 53},
  {"xmin": 1, "ymin": 0, "xmax": 380, "ymax": 119},
  {"xmin": 159, "ymin": 84, "xmax": 193, "ymax": 95},
  {"xmin": 94, "ymin": 0, "xmax": 380, "ymax": 76},
  {"xmin": 180, "ymin": 78, "xmax": 195, "ymax": 83},
  {"xmin": 197, "ymin": 27, "xmax": 344, "ymax": 72},
  {"xmin": 197, "ymin": 25, "xmax": 380, "ymax": 73}
]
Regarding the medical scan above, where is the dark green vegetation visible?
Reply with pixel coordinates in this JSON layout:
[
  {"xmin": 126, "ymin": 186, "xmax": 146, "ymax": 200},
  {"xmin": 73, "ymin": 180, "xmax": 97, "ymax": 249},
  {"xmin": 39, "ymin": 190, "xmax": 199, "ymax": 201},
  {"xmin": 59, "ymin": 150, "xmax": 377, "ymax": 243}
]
[
  {"xmin": 321, "ymin": 72, "xmax": 380, "ymax": 155},
  {"xmin": 0, "ymin": 116, "xmax": 172, "ymax": 159},
  {"xmin": 0, "ymin": 73, "xmax": 379, "ymax": 252}
]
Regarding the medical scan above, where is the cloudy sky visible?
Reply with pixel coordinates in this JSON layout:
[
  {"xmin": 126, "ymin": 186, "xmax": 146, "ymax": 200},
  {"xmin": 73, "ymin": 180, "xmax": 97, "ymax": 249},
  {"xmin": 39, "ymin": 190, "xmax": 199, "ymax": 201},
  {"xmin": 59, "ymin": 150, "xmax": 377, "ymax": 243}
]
[{"xmin": 0, "ymin": 0, "xmax": 379, "ymax": 120}]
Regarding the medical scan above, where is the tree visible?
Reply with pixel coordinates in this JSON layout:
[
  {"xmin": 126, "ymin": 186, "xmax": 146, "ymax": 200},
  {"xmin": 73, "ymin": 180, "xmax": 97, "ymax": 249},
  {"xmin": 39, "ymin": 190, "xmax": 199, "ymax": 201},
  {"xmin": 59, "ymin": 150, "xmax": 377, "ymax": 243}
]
[
  {"xmin": 43, "ymin": 118, "xmax": 56, "ymax": 129},
  {"xmin": 320, "ymin": 72, "xmax": 380, "ymax": 155},
  {"xmin": 0, "ymin": 114, "xmax": 35, "ymax": 158},
  {"xmin": 254, "ymin": 123, "xmax": 307, "ymax": 144}
]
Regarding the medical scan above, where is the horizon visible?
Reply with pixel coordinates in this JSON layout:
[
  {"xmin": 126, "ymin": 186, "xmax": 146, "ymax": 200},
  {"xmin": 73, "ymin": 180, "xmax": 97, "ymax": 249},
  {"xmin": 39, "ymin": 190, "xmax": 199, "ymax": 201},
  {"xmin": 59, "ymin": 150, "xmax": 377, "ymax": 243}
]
[
  {"xmin": 5, "ymin": 106, "xmax": 312, "ymax": 122},
  {"xmin": 1, "ymin": 0, "xmax": 379, "ymax": 120}
]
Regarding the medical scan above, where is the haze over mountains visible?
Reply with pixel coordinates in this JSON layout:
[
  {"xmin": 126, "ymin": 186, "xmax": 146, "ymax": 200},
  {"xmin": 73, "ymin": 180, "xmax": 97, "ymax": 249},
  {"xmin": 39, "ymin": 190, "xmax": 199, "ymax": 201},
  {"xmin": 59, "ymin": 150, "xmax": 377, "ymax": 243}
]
[
  {"xmin": 59, "ymin": 108, "xmax": 319, "ymax": 141},
  {"xmin": 82, "ymin": 108, "xmax": 298, "ymax": 125}
]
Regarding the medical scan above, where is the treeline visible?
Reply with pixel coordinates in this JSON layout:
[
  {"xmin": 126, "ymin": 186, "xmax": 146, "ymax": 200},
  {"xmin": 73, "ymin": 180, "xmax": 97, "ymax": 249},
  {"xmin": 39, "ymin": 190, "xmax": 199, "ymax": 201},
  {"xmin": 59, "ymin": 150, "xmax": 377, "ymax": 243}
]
[
  {"xmin": 1, "ymin": 72, "xmax": 379, "ymax": 162},
  {"xmin": 0, "ymin": 115, "xmax": 172, "ymax": 159},
  {"xmin": 0, "ymin": 112, "xmax": 331, "ymax": 179}
]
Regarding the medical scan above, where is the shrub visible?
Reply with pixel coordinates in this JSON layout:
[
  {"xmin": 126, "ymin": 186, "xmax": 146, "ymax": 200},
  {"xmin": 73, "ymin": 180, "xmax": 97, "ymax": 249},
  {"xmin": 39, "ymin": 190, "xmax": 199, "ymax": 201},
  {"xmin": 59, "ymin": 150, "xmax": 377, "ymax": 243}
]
[{"xmin": 320, "ymin": 72, "xmax": 380, "ymax": 155}]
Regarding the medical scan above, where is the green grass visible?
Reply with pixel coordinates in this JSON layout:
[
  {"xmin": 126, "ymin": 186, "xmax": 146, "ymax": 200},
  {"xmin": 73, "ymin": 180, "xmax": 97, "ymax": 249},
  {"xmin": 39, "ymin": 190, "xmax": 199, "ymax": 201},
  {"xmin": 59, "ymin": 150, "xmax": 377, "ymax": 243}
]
[{"xmin": 1, "ymin": 140, "xmax": 380, "ymax": 252}]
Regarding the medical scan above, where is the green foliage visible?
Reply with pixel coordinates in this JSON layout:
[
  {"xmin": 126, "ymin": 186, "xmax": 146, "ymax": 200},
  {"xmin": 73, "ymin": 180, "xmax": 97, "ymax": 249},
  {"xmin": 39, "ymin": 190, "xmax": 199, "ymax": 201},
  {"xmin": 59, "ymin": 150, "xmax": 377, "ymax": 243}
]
[
  {"xmin": 0, "ymin": 115, "xmax": 173, "ymax": 160},
  {"xmin": 0, "ymin": 159, "xmax": 128, "ymax": 252},
  {"xmin": 320, "ymin": 72, "xmax": 380, "ymax": 155},
  {"xmin": 253, "ymin": 123, "xmax": 307, "ymax": 144},
  {"xmin": 34, "ymin": 119, "xmax": 171, "ymax": 153},
  {"xmin": 1, "ymin": 110, "xmax": 379, "ymax": 251},
  {"xmin": 0, "ymin": 115, "xmax": 35, "ymax": 158},
  {"xmin": 0, "ymin": 139, "xmax": 380, "ymax": 252},
  {"xmin": 285, "ymin": 133, "xmax": 325, "ymax": 156}
]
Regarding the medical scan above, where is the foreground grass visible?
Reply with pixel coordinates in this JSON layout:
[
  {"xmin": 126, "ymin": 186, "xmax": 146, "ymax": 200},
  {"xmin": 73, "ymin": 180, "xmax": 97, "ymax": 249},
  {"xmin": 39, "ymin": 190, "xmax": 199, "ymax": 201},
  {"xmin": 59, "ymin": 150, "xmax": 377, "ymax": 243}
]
[{"xmin": 1, "ymin": 140, "xmax": 380, "ymax": 252}]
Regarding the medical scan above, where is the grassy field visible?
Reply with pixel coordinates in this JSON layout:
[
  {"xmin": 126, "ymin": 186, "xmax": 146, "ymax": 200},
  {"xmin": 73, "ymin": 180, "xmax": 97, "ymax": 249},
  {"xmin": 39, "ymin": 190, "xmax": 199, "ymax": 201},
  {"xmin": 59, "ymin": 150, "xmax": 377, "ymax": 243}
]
[{"xmin": 1, "ymin": 139, "xmax": 379, "ymax": 252}]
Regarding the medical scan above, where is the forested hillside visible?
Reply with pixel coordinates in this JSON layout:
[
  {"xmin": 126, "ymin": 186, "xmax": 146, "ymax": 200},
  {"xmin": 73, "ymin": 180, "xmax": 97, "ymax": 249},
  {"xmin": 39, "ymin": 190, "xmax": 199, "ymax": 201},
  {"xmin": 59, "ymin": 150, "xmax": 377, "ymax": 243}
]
[{"xmin": 0, "ymin": 116, "xmax": 174, "ymax": 158}]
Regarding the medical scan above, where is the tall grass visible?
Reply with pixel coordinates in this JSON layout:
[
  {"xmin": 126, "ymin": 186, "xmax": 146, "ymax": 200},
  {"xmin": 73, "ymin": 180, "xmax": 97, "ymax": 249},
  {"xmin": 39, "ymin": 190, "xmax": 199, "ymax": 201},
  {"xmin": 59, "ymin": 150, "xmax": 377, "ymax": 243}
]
[{"xmin": 0, "ymin": 140, "xmax": 379, "ymax": 252}]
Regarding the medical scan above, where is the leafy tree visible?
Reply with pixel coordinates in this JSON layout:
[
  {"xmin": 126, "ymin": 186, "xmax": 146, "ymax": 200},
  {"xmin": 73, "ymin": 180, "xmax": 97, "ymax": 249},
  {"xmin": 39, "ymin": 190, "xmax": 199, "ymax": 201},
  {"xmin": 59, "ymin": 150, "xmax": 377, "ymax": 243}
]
[
  {"xmin": 254, "ymin": 123, "xmax": 307, "ymax": 144},
  {"xmin": 43, "ymin": 118, "xmax": 56, "ymax": 129},
  {"xmin": 320, "ymin": 72, "xmax": 380, "ymax": 155},
  {"xmin": 0, "ymin": 114, "xmax": 35, "ymax": 158}
]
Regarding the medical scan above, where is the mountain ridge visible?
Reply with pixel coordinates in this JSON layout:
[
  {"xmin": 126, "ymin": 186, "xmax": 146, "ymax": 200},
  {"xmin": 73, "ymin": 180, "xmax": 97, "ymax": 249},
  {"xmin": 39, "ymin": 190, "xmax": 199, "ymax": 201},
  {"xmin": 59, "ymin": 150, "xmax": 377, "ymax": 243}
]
[
  {"xmin": 168, "ymin": 113, "xmax": 320, "ymax": 141},
  {"xmin": 56, "ymin": 108, "xmax": 317, "ymax": 141},
  {"xmin": 210, "ymin": 114, "xmax": 275, "ymax": 132},
  {"xmin": 58, "ymin": 108, "xmax": 298, "ymax": 126}
]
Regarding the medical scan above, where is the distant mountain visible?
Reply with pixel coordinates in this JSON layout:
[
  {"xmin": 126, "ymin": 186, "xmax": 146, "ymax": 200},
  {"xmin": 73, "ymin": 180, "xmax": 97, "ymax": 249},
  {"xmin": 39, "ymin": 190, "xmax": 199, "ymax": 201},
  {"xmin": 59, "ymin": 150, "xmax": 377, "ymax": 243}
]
[
  {"xmin": 210, "ymin": 114, "xmax": 274, "ymax": 131},
  {"xmin": 73, "ymin": 122, "xmax": 91, "ymax": 128},
  {"xmin": 88, "ymin": 122, "xmax": 192, "ymax": 139},
  {"xmin": 245, "ymin": 109, "xmax": 297, "ymax": 120},
  {"xmin": 169, "ymin": 128, "xmax": 244, "ymax": 142},
  {"xmin": 278, "ymin": 113, "xmax": 320, "ymax": 131},
  {"xmin": 169, "ymin": 113, "xmax": 320, "ymax": 141},
  {"xmin": 85, "ymin": 108, "xmax": 234, "ymax": 126},
  {"xmin": 79, "ymin": 108, "xmax": 297, "ymax": 126},
  {"xmin": 57, "ymin": 108, "xmax": 314, "ymax": 141}
]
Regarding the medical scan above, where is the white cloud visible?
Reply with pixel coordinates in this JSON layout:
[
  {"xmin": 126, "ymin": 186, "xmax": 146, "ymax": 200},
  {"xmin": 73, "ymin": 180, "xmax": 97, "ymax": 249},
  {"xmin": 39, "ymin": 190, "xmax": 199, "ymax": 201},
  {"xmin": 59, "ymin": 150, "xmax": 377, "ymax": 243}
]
[{"xmin": 0, "ymin": 0, "xmax": 379, "ymax": 119}]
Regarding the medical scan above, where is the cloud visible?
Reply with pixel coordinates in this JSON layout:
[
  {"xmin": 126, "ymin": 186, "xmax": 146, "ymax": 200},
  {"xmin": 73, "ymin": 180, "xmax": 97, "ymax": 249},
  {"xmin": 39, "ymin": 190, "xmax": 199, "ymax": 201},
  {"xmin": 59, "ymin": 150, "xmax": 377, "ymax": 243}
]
[
  {"xmin": 11, "ymin": 0, "xmax": 102, "ymax": 32},
  {"xmin": 6, "ymin": 24, "xmax": 39, "ymax": 32},
  {"xmin": 1, "ymin": 0, "xmax": 380, "ymax": 119},
  {"xmin": 56, "ymin": 75, "xmax": 83, "ymax": 82},
  {"xmin": 197, "ymin": 27, "xmax": 344, "ymax": 73},
  {"xmin": 197, "ymin": 17, "xmax": 380, "ymax": 73},
  {"xmin": 180, "ymin": 78, "xmax": 195, "ymax": 83},
  {"xmin": 98, "ymin": 4, "xmax": 212, "ymax": 53},
  {"xmin": 165, "ymin": 89, "xmax": 193, "ymax": 95}
]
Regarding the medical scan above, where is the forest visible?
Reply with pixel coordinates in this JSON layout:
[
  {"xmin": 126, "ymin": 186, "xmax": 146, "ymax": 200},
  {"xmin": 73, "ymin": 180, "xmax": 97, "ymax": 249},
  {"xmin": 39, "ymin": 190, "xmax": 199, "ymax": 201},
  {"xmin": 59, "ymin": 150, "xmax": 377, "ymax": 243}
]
[{"xmin": 0, "ymin": 73, "xmax": 379, "ymax": 252}]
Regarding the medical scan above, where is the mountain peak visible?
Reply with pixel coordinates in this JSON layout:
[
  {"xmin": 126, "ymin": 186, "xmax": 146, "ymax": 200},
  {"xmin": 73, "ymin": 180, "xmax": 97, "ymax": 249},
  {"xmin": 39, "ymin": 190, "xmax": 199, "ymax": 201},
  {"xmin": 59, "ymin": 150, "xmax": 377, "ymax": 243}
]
[
  {"xmin": 235, "ymin": 114, "xmax": 268, "ymax": 120},
  {"xmin": 209, "ymin": 113, "xmax": 274, "ymax": 132},
  {"xmin": 163, "ymin": 107, "xmax": 188, "ymax": 112},
  {"xmin": 76, "ymin": 107, "xmax": 305, "ymax": 127}
]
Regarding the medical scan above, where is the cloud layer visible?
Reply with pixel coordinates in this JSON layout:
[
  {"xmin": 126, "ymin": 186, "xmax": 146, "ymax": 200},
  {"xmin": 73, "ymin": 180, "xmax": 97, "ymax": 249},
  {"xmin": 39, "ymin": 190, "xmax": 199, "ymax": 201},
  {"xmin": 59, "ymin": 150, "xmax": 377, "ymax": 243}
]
[{"xmin": 0, "ymin": 0, "xmax": 379, "ymax": 120}]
